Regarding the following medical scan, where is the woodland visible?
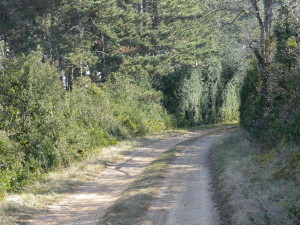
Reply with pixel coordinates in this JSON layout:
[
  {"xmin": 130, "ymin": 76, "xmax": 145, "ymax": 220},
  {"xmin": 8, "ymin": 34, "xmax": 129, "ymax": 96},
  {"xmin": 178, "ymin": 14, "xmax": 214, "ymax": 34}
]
[{"xmin": 0, "ymin": 0, "xmax": 299, "ymax": 211}]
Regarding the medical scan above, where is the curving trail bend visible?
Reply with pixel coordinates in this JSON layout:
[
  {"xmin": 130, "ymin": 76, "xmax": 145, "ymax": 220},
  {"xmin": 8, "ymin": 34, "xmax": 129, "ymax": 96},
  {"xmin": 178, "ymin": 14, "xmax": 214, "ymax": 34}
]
[
  {"xmin": 25, "ymin": 126, "xmax": 234, "ymax": 225},
  {"xmin": 139, "ymin": 132, "xmax": 226, "ymax": 225}
]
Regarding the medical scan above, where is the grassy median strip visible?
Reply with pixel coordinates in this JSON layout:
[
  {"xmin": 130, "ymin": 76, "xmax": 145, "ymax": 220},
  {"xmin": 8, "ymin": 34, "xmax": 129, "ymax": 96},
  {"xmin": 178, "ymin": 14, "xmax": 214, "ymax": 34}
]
[
  {"xmin": 97, "ymin": 126, "xmax": 236, "ymax": 225},
  {"xmin": 98, "ymin": 138, "xmax": 197, "ymax": 225}
]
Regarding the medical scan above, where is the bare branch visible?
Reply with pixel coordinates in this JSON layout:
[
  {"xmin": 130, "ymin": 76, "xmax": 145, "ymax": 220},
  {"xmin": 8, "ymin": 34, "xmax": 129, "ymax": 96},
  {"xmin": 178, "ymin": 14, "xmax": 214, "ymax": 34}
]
[
  {"xmin": 249, "ymin": 0, "xmax": 264, "ymax": 30},
  {"xmin": 220, "ymin": 10, "xmax": 249, "ymax": 29}
]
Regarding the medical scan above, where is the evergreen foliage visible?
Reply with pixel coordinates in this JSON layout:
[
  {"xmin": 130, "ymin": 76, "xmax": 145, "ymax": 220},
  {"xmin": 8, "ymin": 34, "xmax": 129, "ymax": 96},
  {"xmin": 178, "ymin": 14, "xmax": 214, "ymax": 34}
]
[{"xmin": 2, "ymin": 0, "xmax": 298, "ymax": 199}]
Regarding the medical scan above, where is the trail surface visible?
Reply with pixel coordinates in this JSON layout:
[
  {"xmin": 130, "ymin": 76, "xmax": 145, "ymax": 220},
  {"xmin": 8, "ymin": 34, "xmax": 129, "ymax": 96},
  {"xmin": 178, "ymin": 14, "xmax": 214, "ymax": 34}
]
[
  {"xmin": 139, "ymin": 131, "xmax": 228, "ymax": 225},
  {"xmin": 25, "ymin": 127, "xmax": 229, "ymax": 225}
]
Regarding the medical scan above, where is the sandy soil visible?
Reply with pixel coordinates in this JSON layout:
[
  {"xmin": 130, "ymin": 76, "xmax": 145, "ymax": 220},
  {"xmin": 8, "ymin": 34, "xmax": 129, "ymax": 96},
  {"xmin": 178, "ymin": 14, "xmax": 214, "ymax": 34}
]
[
  {"xmin": 139, "ymin": 132, "xmax": 227, "ymax": 225},
  {"xmin": 24, "ymin": 128, "xmax": 224, "ymax": 225}
]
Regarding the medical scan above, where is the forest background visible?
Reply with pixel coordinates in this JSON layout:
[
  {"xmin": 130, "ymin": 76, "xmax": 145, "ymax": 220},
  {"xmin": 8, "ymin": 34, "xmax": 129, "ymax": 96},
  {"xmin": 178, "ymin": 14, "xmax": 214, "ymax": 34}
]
[{"xmin": 0, "ymin": 0, "xmax": 299, "ymax": 205}]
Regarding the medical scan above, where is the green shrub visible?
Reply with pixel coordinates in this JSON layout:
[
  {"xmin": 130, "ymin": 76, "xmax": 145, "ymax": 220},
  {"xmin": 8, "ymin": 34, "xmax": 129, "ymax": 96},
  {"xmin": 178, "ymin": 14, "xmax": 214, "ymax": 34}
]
[
  {"xmin": 0, "ymin": 53, "xmax": 171, "ymax": 196},
  {"xmin": 0, "ymin": 131, "xmax": 24, "ymax": 197}
]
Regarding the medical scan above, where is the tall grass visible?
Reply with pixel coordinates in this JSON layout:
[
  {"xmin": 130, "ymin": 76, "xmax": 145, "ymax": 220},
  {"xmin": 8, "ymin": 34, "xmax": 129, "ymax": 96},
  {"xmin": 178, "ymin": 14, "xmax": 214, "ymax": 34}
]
[{"xmin": 211, "ymin": 130, "xmax": 300, "ymax": 225}]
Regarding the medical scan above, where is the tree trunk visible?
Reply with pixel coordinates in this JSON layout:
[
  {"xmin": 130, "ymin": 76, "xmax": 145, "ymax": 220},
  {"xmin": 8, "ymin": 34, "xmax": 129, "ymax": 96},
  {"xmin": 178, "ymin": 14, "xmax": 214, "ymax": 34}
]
[
  {"xmin": 249, "ymin": 0, "xmax": 275, "ymax": 97},
  {"xmin": 67, "ymin": 66, "xmax": 74, "ymax": 91}
]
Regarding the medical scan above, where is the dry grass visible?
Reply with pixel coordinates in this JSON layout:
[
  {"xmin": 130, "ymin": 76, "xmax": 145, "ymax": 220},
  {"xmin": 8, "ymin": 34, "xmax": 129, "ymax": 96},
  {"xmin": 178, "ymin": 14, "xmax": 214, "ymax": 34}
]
[
  {"xmin": 211, "ymin": 130, "xmax": 300, "ymax": 225},
  {"xmin": 0, "ymin": 129, "xmax": 184, "ymax": 225},
  {"xmin": 97, "ymin": 138, "xmax": 198, "ymax": 225}
]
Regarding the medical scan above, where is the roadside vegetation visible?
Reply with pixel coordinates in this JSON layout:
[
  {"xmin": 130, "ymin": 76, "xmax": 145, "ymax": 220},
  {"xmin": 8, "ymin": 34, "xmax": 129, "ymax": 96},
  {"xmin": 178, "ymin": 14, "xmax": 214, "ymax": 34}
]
[
  {"xmin": 212, "ymin": 130, "xmax": 300, "ymax": 225},
  {"xmin": 0, "ymin": 53, "xmax": 172, "ymax": 199}
]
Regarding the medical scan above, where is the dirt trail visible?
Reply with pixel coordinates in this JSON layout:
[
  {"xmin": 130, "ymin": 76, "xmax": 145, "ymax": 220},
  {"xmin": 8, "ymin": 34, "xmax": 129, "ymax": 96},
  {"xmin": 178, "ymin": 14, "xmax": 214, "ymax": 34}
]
[
  {"xmin": 139, "ymin": 132, "xmax": 227, "ymax": 225},
  {"xmin": 25, "ymin": 128, "xmax": 225, "ymax": 225}
]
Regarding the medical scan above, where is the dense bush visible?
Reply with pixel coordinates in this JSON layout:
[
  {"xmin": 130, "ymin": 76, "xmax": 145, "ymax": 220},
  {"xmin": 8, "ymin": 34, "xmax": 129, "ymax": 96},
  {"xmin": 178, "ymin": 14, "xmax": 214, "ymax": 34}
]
[
  {"xmin": 0, "ymin": 53, "xmax": 171, "ymax": 196},
  {"xmin": 240, "ymin": 60, "xmax": 300, "ymax": 147},
  {"xmin": 0, "ymin": 131, "xmax": 24, "ymax": 196},
  {"xmin": 240, "ymin": 1, "xmax": 300, "ymax": 147},
  {"xmin": 240, "ymin": 59, "xmax": 261, "ymax": 137},
  {"xmin": 240, "ymin": 35, "xmax": 300, "ymax": 148}
]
